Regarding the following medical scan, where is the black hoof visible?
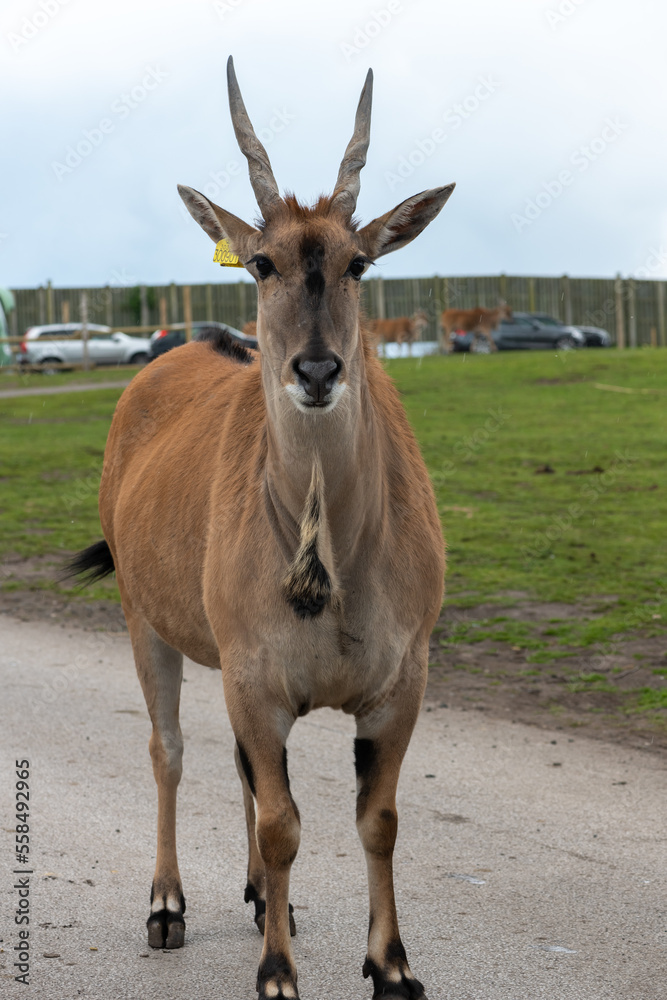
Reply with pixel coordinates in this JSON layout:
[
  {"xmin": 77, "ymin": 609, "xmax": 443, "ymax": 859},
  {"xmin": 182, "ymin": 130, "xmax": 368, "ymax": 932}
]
[
  {"xmin": 245, "ymin": 883, "xmax": 297, "ymax": 937},
  {"xmin": 147, "ymin": 908, "xmax": 185, "ymax": 949},
  {"xmin": 147, "ymin": 889, "xmax": 186, "ymax": 949},
  {"xmin": 362, "ymin": 956, "xmax": 426, "ymax": 999},
  {"xmin": 256, "ymin": 953, "xmax": 299, "ymax": 999}
]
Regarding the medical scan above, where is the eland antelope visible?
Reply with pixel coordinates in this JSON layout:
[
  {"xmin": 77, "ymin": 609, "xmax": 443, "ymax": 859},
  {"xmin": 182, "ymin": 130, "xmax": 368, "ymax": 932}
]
[
  {"xmin": 366, "ymin": 310, "xmax": 429, "ymax": 355},
  {"xmin": 69, "ymin": 57, "xmax": 453, "ymax": 1000},
  {"xmin": 440, "ymin": 303, "xmax": 512, "ymax": 353}
]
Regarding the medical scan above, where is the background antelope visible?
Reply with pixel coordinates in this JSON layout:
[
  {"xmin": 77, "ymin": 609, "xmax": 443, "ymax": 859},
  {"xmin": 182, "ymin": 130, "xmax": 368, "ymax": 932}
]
[
  {"xmin": 70, "ymin": 57, "xmax": 453, "ymax": 1000},
  {"xmin": 366, "ymin": 309, "xmax": 429, "ymax": 354},
  {"xmin": 440, "ymin": 302, "xmax": 512, "ymax": 353}
]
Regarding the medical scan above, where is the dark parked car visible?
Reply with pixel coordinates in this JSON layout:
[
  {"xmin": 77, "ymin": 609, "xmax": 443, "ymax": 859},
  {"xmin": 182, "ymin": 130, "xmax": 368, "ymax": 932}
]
[
  {"xmin": 576, "ymin": 325, "xmax": 612, "ymax": 347},
  {"xmin": 148, "ymin": 321, "xmax": 258, "ymax": 361},
  {"xmin": 529, "ymin": 313, "xmax": 611, "ymax": 347},
  {"xmin": 450, "ymin": 312, "xmax": 585, "ymax": 353}
]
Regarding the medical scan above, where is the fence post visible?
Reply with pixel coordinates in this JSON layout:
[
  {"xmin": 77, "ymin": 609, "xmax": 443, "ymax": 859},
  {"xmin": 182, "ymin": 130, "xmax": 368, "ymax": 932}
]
[
  {"xmin": 170, "ymin": 282, "xmax": 179, "ymax": 324},
  {"xmin": 628, "ymin": 278, "xmax": 637, "ymax": 348},
  {"xmin": 159, "ymin": 296, "xmax": 168, "ymax": 330},
  {"xmin": 38, "ymin": 286, "xmax": 46, "ymax": 325},
  {"xmin": 656, "ymin": 281, "xmax": 666, "ymax": 347},
  {"xmin": 139, "ymin": 285, "xmax": 149, "ymax": 328},
  {"xmin": 183, "ymin": 285, "xmax": 192, "ymax": 342},
  {"xmin": 614, "ymin": 274, "xmax": 625, "ymax": 349},
  {"xmin": 61, "ymin": 300, "xmax": 70, "ymax": 323},
  {"xmin": 376, "ymin": 276, "xmax": 385, "ymax": 319},
  {"xmin": 237, "ymin": 281, "xmax": 246, "ymax": 327},
  {"xmin": 650, "ymin": 326, "xmax": 657, "ymax": 348},
  {"xmin": 80, "ymin": 291, "xmax": 90, "ymax": 370},
  {"xmin": 560, "ymin": 274, "xmax": 572, "ymax": 324}
]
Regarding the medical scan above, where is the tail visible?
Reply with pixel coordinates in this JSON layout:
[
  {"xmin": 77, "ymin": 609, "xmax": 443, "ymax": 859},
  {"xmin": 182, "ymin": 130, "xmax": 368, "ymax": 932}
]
[{"xmin": 62, "ymin": 539, "xmax": 115, "ymax": 585}]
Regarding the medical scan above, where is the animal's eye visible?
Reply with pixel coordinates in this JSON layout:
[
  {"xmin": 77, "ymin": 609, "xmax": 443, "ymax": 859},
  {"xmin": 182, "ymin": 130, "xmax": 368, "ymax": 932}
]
[
  {"xmin": 251, "ymin": 255, "xmax": 276, "ymax": 280},
  {"xmin": 346, "ymin": 257, "xmax": 367, "ymax": 280}
]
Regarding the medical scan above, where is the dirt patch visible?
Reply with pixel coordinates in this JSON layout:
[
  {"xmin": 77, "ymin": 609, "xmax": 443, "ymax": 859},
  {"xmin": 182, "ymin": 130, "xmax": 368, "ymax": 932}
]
[
  {"xmin": 2, "ymin": 553, "xmax": 71, "ymax": 584},
  {"xmin": 0, "ymin": 588, "xmax": 127, "ymax": 632},
  {"xmin": 426, "ymin": 604, "xmax": 667, "ymax": 756},
  {"xmin": 0, "ymin": 555, "xmax": 126, "ymax": 632}
]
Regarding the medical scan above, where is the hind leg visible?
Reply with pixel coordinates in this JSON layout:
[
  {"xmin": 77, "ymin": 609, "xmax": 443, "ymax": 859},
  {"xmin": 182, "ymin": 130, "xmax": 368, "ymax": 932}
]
[
  {"xmin": 482, "ymin": 327, "xmax": 498, "ymax": 351},
  {"xmin": 127, "ymin": 611, "xmax": 186, "ymax": 949}
]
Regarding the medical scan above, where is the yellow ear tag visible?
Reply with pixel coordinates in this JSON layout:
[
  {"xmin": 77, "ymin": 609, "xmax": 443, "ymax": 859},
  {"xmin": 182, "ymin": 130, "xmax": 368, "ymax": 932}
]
[{"xmin": 213, "ymin": 238, "xmax": 243, "ymax": 267}]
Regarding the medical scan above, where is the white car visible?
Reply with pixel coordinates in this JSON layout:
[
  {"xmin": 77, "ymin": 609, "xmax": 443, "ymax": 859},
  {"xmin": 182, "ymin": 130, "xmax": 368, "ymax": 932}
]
[{"xmin": 19, "ymin": 324, "xmax": 151, "ymax": 371}]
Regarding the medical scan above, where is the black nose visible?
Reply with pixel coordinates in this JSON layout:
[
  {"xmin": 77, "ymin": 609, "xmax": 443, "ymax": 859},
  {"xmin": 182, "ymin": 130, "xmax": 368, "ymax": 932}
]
[{"xmin": 293, "ymin": 356, "xmax": 342, "ymax": 404}]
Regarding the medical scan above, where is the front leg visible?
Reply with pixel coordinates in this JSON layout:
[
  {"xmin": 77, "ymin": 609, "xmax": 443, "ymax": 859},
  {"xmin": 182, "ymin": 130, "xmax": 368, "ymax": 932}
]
[
  {"xmin": 228, "ymin": 694, "xmax": 300, "ymax": 999},
  {"xmin": 355, "ymin": 678, "xmax": 429, "ymax": 1000},
  {"xmin": 235, "ymin": 743, "xmax": 297, "ymax": 939}
]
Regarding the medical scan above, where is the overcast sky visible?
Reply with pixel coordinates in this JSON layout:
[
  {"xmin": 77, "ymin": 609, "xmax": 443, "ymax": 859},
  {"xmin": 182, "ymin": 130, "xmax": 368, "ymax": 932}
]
[{"xmin": 1, "ymin": 0, "xmax": 665, "ymax": 290}]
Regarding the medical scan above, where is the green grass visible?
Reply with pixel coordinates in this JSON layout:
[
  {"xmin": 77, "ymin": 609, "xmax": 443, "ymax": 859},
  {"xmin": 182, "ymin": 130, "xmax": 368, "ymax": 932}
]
[
  {"xmin": 633, "ymin": 688, "xmax": 667, "ymax": 711},
  {"xmin": 385, "ymin": 349, "xmax": 667, "ymax": 650},
  {"xmin": 566, "ymin": 672, "xmax": 617, "ymax": 694},
  {"xmin": 1, "ymin": 351, "xmax": 666, "ymax": 650},
  {"xmin": 0, "ymin": 365, "xmax": 140, "ymax": 392},
  {"xmin": 0, "ymin": 387, "xmax": 122, "ymax": 599}
]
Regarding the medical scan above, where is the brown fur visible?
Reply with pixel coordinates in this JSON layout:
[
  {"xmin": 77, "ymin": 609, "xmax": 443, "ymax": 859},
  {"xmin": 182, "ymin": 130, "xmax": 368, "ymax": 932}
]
[
  {"xmin": 91, "ymin": 61, "xmax": 453, "ymax": 1000},
  {"xmin": 440, "ymin": 303, "xmax": 512, "ymax": 353},
  {"xmin": 242, "ymin": 319, "xmax": 257, "ymax": 338},
  {"xmin": 366, "ymin": 310, "xmax": 428, "ymax": 352}
]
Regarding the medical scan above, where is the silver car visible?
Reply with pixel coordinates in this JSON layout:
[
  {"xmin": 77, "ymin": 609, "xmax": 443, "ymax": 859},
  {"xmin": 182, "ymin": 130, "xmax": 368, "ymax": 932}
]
[{"xmin": 19, "ymin": 324, "xmax": 151, "ymax": 371}]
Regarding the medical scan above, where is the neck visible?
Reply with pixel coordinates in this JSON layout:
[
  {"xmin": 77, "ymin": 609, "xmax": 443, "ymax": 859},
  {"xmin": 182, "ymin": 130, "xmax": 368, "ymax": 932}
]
[{"xmin": 261, "ymin": 345, "xmax": 382, "ymax": 570}]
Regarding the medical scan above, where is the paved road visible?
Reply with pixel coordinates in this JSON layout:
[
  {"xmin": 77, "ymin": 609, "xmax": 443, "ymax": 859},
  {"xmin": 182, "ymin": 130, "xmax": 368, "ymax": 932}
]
[
  {"xmin": 0, "ymin": 616, "xmax": 665, "ymax": 999},
  {"xmin": 0, "ymin": 380, "xmax": 130, "ymax": 399}
]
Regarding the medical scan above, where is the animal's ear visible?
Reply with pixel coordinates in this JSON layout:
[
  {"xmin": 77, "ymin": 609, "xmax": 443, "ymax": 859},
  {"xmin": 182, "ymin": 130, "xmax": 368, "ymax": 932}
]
[
  {"xmin": 178, "ymin": 184, "xmax": 261, "ymax": 262},
  {"xmin": 357, "ymin": 184, "xmax": 455, "ymax": 259}
]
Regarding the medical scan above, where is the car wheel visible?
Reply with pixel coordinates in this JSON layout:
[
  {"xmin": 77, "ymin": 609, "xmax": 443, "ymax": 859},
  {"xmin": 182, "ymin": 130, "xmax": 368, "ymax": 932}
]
[
  {"xmin": 39, "ymin": 357, "xmax": 62, "ymax": 375},
  {"xmin": 555, "ymin": 337, "xmax": 576, "ymax": 351},
  {"xmin": 470, "ymin": 336, "xmax": 492, "ymax": 354},
  {"xmin": 129, "ymin": 352, "xmax": 148, "ymax": 365}
]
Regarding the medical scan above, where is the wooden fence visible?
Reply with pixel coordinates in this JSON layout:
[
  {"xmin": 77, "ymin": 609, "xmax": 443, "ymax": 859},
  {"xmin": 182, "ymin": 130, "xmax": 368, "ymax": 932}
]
[{"xmin": 7, "ymin": 274, "xmax": 667, "ymax": 347}]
